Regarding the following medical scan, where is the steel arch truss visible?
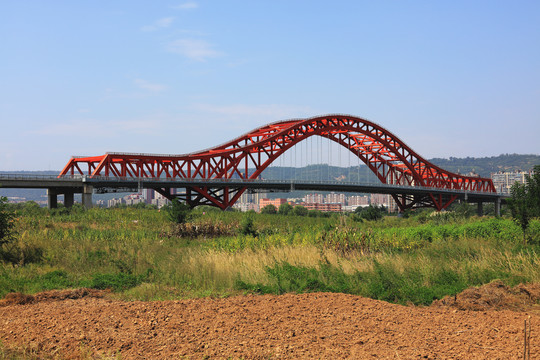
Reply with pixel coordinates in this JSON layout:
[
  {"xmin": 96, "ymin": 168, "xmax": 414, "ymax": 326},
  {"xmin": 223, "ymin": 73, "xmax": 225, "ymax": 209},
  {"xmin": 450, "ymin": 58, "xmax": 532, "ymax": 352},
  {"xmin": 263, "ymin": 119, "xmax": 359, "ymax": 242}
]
[{"xmin": 59, "ymin": 115, "xmax": 496, "ymax": 210}]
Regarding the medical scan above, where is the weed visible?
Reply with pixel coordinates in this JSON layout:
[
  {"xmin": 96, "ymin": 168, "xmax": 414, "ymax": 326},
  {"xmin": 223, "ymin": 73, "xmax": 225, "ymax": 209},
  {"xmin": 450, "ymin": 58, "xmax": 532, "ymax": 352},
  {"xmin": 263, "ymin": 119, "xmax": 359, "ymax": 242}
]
[{"xmin": 2, "ymin": 206, "xmax": 540, "ymax": 305}]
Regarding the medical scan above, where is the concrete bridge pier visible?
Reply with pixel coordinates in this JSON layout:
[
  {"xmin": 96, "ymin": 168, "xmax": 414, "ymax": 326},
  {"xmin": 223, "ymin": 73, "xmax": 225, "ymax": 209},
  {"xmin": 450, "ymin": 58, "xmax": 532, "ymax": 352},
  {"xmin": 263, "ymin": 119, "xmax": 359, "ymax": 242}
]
[
  {"xmin": 477, "ymin": 201, "xmax": 483, "ymax": 217},
  {"xmin": 47, "ymin": 189, "xmax": 58, "ymax": 209},
  {"xmin": 495, "ymin": 198, "xmax": 501, "ymax": 217},
  {"xmin": 47, "ymin": 189, "xmax": 76, "ymax": 209},
  {"xmin": 82, "ymin": 185, "xmax": 93, "ymax": 209},
  {"xmin": 64, "ymin": 191, "xmax": 74, "ymax": 208}
]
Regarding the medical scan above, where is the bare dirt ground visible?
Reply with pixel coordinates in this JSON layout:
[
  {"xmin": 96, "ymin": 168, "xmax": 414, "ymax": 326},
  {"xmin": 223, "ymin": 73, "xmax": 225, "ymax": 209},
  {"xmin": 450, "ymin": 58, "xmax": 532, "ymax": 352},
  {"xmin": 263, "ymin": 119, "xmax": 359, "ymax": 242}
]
[{"xmin": 1, "ymin": 283, "xmax": 540, "ymax": 359}]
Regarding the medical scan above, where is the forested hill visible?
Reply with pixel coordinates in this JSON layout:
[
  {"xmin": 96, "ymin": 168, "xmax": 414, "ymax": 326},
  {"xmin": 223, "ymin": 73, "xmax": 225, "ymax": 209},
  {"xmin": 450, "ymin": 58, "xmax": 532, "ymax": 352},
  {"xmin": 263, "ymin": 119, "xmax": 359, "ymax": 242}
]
[{"xmin": 429, "ymin": 154, "xmax": 540, "ymax": 178}]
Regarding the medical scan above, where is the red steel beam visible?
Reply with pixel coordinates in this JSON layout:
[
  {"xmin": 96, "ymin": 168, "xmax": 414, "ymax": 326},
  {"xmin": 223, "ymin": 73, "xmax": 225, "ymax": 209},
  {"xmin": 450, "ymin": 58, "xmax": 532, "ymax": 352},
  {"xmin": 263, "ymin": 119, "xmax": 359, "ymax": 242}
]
[{"xmin": 59, "ymin": 115, "xmax": 497, "ymax": 210}]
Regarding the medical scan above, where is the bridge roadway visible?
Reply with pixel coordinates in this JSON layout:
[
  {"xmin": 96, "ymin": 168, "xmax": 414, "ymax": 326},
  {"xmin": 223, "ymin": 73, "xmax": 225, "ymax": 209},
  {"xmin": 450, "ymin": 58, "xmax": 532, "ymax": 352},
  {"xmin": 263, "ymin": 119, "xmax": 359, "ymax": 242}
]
[{"xmin": 0, "ymin": 174, "xmax": 505, "ymax": 215}]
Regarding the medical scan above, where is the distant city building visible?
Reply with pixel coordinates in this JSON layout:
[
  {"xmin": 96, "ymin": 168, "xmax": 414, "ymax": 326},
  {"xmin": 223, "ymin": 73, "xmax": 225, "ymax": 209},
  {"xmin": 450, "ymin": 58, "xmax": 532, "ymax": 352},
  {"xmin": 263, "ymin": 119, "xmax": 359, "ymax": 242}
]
[
  {"xmin": 491, "ymin": 170, "xmax": 533, "ymax": 194},
  {"xmin": 235, "ymin": 191, "xmax": 262, "ymax": 212},
  {"xmin": 150, "ymin": 191, "xmax": 171, "ymax": 208},
  {"xmin": 304, "ymin": 193, "xmax": 324, "ymax": 204},
  {"xmin": 304, "ymin": 203, "xmax": 342, "ymax": 212},
  {"xmin": 107, "ymin": 197, "xmax": 125, "ymax": 208},
  {"xmin": 143, "ymin": 188, "xmax": 155, "ymax": 204},
  {"xmin": 151, "ymin": 198, "xmax": 170, "ymax": 208},
  {"xmin": 325, "ymin": 192, "xmax": 346, "ymax": 205},
  {"xmin": 342, "ymin": 205, "xmax": 365, "ymax": 212},
  {"xmin": 370, "ymin": 193, "xmax": 391, "ymax": 207},
  {"xmin": 348, "ymin": 195, "xmax": 369, "ymax": 207},
  {"xmin": 259, "ymin": 198, "xmax": 287, "ymax": 210},
  {"xmin": 234, "ymin": 202, "xmax": 259, "ymax": 212}
]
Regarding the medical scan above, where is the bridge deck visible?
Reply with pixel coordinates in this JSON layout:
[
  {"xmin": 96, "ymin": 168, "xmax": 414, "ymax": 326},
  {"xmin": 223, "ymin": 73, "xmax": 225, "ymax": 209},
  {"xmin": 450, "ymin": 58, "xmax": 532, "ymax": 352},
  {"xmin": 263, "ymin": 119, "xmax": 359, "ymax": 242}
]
[{"xmin": 0, "ymin": 174, "xmax": 505, "ymax": 204}]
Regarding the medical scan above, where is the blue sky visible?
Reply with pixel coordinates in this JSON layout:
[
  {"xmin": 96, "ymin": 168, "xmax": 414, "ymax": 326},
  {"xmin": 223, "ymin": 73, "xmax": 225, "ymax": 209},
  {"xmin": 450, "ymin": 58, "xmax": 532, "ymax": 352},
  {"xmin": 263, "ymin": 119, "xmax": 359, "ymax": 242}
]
[{"xmin": 1, "ymin": 1, "xmax": 539, "ymax": 171}]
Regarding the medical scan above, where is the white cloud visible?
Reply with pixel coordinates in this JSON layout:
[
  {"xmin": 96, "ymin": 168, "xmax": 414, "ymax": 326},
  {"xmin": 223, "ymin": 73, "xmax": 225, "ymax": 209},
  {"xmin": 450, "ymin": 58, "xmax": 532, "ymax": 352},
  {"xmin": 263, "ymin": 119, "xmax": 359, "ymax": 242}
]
[
  {"xmin": 141, "ymin": 17, "xmax": 175, "ymax": 32},
  {"xmin": 133, "ymin": 79, "xmax": 167, "ymax": 92},
  {"xmin": 173, "ymin": 2, "xmax": 198, "ymax": 10},
  {"xmin": 156, "ymin": 17, "xmax": 174, "ymax": 27},
  {"xmin": 167, "ymin": 38, "xmax": 223, "ymax": 61},
  {"xmin": 195, "ymin": 103, "xmax": 315, "ymax": 120}
]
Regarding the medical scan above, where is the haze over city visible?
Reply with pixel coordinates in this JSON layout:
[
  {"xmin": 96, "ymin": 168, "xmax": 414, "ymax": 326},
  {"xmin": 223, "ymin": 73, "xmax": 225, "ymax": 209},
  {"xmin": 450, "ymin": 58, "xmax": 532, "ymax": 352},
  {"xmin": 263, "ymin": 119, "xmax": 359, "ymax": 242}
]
[{"xmin": 1, "ymin": 1, "xmax": 539, "ymax": 171}]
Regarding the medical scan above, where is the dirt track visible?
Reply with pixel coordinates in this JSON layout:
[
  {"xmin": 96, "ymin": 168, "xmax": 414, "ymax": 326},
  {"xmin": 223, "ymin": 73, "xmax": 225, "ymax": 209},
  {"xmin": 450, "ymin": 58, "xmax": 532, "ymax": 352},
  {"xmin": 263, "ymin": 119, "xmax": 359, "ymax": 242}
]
[{"xmin": 1, "ymin": 289, "xmax": 539, "ymax": 359}]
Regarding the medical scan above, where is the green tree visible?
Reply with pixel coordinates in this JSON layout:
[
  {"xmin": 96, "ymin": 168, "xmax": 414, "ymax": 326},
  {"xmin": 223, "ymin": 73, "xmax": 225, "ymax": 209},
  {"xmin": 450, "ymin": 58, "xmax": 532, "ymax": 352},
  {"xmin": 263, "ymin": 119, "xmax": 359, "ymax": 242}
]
[
  {"xmin": 239, "ymin": 213, "xmax": 257, "ymax": 237},
  {"xmin": 508, "ymin": 182, "xmax": 532, "ymax": 244},
  {"xmin": 357, "ymin": 205, "xmax": 384, "ymax": 221},
  {"xmin": 307, "ymin": 209, "xmax": 321, "ymax": 217},
  {"xmin": 0, "ymin": 196, "xmax": 16, "ymax": 260},
  {"xmin": 260, "ymin": 204, "xmax": 277, "ymax": 214},
  {"xmin": 527, "ymin": 165, "xmax": 540, "ymax": 214},
  {"xmin": 508, "ymin": 165, "xmax": 540, "ymax": 244},
  {"xmin": 21, "ymin": 201, "xmax": 42, "ymax": 215},
  {"xmin": 354, "ymin": 206, "xmax": 365, "ymax": 215},
  {"xmin": 278, "ymin": 203, "xmax": 293, "ymax": 215},
  {"xmin": 292, "ymin": 205, "xmax": 308, "ymax": 216},
  {"xmin": 164, "ymin": 199, "xmax": 192, "ymax": 224}
]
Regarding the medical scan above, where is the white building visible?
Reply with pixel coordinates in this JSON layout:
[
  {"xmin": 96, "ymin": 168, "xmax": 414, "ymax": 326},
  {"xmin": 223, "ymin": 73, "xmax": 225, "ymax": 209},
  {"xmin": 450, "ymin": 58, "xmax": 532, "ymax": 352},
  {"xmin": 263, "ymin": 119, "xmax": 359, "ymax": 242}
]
[{"xmin": 491, "ymin": 170, "xmax": 533, "ymax": 194}]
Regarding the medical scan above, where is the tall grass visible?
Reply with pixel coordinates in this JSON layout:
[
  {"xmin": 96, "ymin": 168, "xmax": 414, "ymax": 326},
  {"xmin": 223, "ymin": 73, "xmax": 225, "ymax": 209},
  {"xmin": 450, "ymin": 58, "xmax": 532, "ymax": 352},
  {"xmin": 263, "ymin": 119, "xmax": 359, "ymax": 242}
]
[{"xmin": 1, "ymin": 205, "xmax": 539, "ymax": 305}]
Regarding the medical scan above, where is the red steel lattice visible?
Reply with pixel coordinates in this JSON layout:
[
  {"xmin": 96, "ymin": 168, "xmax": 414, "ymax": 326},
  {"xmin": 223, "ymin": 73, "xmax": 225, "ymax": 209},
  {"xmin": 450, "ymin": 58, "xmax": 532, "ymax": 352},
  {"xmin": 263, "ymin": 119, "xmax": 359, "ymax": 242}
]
[{"xmin": 59, "ymin": 115, "xmax": 496, "ymax": 211}]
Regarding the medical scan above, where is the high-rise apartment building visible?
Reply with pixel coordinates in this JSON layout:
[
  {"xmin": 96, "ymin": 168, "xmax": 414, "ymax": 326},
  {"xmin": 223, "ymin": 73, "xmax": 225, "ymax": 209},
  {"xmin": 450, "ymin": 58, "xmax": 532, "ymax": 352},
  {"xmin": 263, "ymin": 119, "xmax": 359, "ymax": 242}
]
[
  {"xmin": 325, "ymin": 192, "xmax": 346, "ymax": 205},
  {"xmin": 304, "ymin": 193, "xmax": 324, "ymax": 204},
  {"xmin": 491, "ymin": 170, "xmax": 533, "ymax": 194}
]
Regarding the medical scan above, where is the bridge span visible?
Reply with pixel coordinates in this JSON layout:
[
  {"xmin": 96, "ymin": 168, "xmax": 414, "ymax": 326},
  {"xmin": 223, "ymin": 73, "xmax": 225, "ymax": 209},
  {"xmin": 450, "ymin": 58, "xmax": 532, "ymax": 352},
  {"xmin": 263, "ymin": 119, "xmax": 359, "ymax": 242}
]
[
  {"xmin": 0, "ymin": 174, "xmax": 505, "ymax": 216},
  {"xmin": 2, "ymin": 114, "xmax": 504, "ymax": 214}
]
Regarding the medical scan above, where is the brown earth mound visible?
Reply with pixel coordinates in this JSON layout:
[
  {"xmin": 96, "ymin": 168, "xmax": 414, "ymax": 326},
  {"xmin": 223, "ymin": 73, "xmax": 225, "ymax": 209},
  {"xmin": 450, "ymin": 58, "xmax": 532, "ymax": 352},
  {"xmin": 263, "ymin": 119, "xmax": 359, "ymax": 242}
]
[
  {"xmin": 433, "ymin": 280, "xmax": 540, "ymax": 312},
  {"xmin": 0, "ymin": 288, "xmax": 109, "ymax": 307},
  {"xmin": 1, "ymin": 288, "xmax": 539, "ymax": 359}
]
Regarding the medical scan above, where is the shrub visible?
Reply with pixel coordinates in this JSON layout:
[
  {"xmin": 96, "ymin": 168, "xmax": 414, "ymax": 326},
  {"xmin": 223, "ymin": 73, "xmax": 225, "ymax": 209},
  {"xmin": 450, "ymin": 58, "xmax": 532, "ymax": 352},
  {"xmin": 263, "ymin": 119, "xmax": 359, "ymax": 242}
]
[
  {"xmin": 358, "ymin": 205, "xmax": 384, "ymax": 221},
  {"xmin": 0, "ymin": 196, "xmax": 17, "ymax": 262},
  {"xmin": 164, "ymin": 199, "xmax": 192, "ymax": 224},
  {"xmin": 507, "ymin": 165, "xmax": 540, "ymax": 244},
  {"xmin": 239, "ymin": 213, "xmax": 257, "ymax": 237},
  {"xmin": 261, "ymin": 204, "xmax": 277, "ymax": 214},
  {"xmin": 278, "ymin": 203, "xmax": 293, "ymax": 215},
  {"xmin": 0, "ymin": 196, "xmax": 15, "ymax": 247},
  {"xmin": 293, "ymin": 205, "xmax": 308, "ymax": 216}
]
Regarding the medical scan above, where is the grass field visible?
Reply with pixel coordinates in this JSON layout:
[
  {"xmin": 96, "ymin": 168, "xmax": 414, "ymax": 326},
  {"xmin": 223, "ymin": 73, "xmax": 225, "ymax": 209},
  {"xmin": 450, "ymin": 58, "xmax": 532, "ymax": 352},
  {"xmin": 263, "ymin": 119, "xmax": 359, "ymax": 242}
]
[{"xmin": 1, "ymin": 203, "xmax": 540, "ymax": 306}]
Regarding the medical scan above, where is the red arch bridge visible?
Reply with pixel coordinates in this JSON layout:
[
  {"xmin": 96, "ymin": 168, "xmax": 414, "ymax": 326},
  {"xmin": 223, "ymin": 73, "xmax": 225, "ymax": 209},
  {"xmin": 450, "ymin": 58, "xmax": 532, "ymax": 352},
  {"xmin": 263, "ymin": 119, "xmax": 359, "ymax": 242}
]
[{"xmin": 51, "ymin": 114, "xmax": 503, "ymax": 214}]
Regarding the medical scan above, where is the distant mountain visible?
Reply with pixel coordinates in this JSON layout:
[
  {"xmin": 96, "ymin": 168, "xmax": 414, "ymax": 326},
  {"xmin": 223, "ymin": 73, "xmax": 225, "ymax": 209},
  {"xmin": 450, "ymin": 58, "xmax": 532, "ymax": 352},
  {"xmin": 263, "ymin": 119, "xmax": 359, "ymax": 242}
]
[
  {"xmin": 259, "ymin": 154, "xmax": 540, "ymax": 181},
  {"xmin": 429, "ymin": 154, "xmax": 540, "ymax": 178}
]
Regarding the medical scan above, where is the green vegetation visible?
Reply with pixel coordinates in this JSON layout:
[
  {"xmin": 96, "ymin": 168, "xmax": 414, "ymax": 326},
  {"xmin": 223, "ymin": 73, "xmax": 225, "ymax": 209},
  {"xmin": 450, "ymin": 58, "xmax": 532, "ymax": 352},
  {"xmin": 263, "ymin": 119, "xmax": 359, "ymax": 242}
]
[
  {"xmin": 508, "ymin": 165, "xmax": 540, "ymax": 244},
  {"xmin": 163, "ymin": 198, "xmax": 192, "ymax": 224},
  {"xmin": 354, "ymin": 204, "xmax": 385, "ymax": 221},
  {"xmin": 0, "ymin": 197, "xmax": 16, "ymax": 249},
  {"xmin": 0, "ymin": 202, "xmax": 540, "ymax": 306},
  {"xmin": 260, "ymin": 204, "xmax": 277, "ymax": 214},
  {"xmin": 0, "ymin": 196, "xmax": 22, "ymax": 264}
]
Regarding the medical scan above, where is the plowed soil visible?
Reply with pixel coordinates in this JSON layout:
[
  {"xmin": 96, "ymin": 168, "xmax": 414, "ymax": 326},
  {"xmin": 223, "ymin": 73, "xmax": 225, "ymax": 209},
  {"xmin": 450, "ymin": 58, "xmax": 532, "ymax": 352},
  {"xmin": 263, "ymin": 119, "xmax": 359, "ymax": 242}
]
[{"xmin": 1, "ymin": 284, "xmax": 539, "ymax": 359}]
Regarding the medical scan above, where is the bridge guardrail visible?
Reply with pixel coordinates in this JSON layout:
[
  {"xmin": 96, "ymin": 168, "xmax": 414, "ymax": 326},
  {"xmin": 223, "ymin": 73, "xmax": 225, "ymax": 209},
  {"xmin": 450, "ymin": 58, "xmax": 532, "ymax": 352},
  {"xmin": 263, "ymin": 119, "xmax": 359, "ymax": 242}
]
[
  {"xmin": 0, "ymin": 174, "xmax": 84, "ymax": 180},
  {"xmin": 80, "ymin": 175, "xmax": 501, "ymax": 196}
]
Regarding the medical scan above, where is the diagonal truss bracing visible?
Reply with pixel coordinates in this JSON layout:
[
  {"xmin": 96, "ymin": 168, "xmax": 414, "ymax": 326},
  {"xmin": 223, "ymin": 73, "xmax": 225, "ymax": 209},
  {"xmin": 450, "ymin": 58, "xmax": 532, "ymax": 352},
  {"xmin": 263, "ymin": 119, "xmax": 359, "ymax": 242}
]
[{"xmin": 59, "ymin": 115, "xmax": 496, "ymax": 210}]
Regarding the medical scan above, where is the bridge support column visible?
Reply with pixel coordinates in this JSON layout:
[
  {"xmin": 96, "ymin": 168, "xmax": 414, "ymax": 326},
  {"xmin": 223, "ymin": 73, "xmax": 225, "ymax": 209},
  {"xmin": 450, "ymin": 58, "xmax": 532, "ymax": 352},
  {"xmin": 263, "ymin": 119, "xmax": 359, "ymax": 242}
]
[
  {"xmin": 477, "ymin": 202, "xmax": 483, "ymax": 217},
  {"xmin": 64, "ymin": 191, "xmax": 74, "ymax": 208},
  {"xmin": 82, "ymin": 185, "xmax": 93, "ymax": 209},
  {"xmin": 495, "ymin": 198, "xmax": 501, "ymax": 217},
  {"xmin": 47, "ymin": 189, "xmax": 58, "ymax": 209}
]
